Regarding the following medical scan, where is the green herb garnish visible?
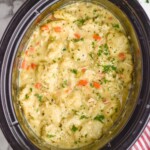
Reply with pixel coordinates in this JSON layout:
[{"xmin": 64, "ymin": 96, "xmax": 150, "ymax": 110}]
[
  {"xmin": 112, "ymin": 24, "xmax": 120, "ymax": 28},
  {"xmin": 62, "ymin": 48, "xmax": 66, "ymax": 51},
  {"xmin": 74, "ymin": 17, "xmax": 89, "ymax": 26},
  {"xmin": 93, "ymin": 9, "xmax": 97, "ymax": 13},
  {"xmin": 97, "ymin": 49, "xmax": 102, "ymax": 56},
  {"xmin": 71, "ymin": 69, "xmax": 78, "ymax": 75},
  {"xmin": 25, "ymin": 94, "xmax": 29, "ymax": 99},
  {"xmin": 89, "ymin": 52, "xmax": 94, "ymax": 59},
  {"xmin": 92, "ymin": 41, "xmax": 95, "ymax": 49},
  {"xmin": 61, "ymin": 80, "xmax": 68, "ymax": 88},
  {"xmin": 103, "ymin": 78, "xmax": 109, "ymax": 84},
  {"xmin": 80, "ymin": 115, "xmax": 88, "ymax": 119},
  {"xmin": 94, "ymin": 115, "xmax": 105, "ymax": 123},
  {"xmin": 103, "ymin": 65, "xmax": 117, "ymax": 73},
  {"xmin": 111, "ymin": 66, "xmax": 117, "ymax": 71},
  {"xmin": 103, "ymin": 44, "xmax": 109, "ymax": 55},
  {"xmin": 71, "ymin": 125, "xmax": 78, "ymax": 132},
  {"xmin": 115, "ymin": 108, "xmax": 118, "ymax": 112},
  {"xmin": 90, "ymin": 83, "xmax": 94, "ymax": 87},
  {"xmin": 96, "ymin": 93, "xmax": 101, "ymax": 99},
  {"xmin": 49, "ymin": 36, "xmax": 56, "ymax": 42},
  {"xmin": 72, "ymin": 38, "xmax": 84, "ymax": 42},
  {"xmin": 35, "ymin": 94, "xmax": 43, "ymax": 102},
  {"xmin": 74, "ymin": 19, "xmax": 85, "ymax": 26},
  {"xmin": 53, "ymin": 60, "xmax": 56, "ymax": 63},
  {"xmin": 72, "ymin": 109, "xmax": 78, "ymax": 115},
  {"xmin": 30, "ymin": 88, "xmax": 32, "ymax": 92},
  {"xmin": 97, "ymin": 44, "xmax": 109, "ymax": 56},
  {"xmin": 47, "ymin": 134, "xmax": 55, "ymax": 138}
]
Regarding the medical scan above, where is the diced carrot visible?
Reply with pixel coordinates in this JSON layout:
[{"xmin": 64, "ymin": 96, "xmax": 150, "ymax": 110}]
[
  {"xmin": 93, "ymin": 34, "xmax": 101, "ymax": 41},
  {"xmin": 108, "ymin": 16, "xmax": 113, "ymax": 20},
  {"xmin": 26, "ymin": 65, "xmax": 31, "ymax": 70},
  {"xmin": 77, "ymin": 80, "xmax": 88, "ymax": 86},
  {"xmin": 40, "ymin": 25, "xmax": 49, "ymax": 31},
  {"xmin": 54, "ymin": 26, "xmax": 61, "ymax": 32},
  {"xmin": 81, "ymin": 68, "xmax": 86, "ymax": 73},
  {"xmin": 35, "ymin": 83, "xmax": 41, "ymax": 89},
  {"xmin": 29, "ymin": 47, "xmax": 35, "ymax": 52},
  {"xmin": 119, "ymin": 74, "xmax": 124, "ymax": 79},
  {"xmin": 22, "ymin": 60, "xmax": 27, "ymax": 69},
  {"xmin": 25, "ymin": 47, "xmax": 34, "ymax": 56},
  {"xmin": 118, "ymin": 52, "xmax": 126, "ymax": 60},
  {"xmin": 31, "ymin": 63, "xmax": 37, "ymax": 69},
  {"xmin": 36, "ymin": 42, "xmax": 40, "ymax": 45},
  {"xmin": 25, "ymin": 50, "xmax": 29, "ymax": 55},
  {"xmin": 93, "ymin": 82, "xmax": 101, "ymax": 89},
  {"xmin": 65, "ymin": 89, "xmax": 70, "ymax": 93},
  {"xmin": 74, "ymin": 33, "xmax": 81, "ymax": 39}
]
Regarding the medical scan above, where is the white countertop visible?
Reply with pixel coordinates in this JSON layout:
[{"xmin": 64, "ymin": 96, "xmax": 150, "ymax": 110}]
[{"xmin": 0, "ymin": 0, "xmax": 149, "ymax": 150}]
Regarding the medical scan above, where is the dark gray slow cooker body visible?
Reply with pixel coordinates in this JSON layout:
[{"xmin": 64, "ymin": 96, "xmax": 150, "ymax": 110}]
[{"xmin": 0, "ymin": 0, "xmax": 150, "ymax": 150}]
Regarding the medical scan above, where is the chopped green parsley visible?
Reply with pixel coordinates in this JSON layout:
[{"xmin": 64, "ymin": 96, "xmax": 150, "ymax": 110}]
[
  {"xmin": 30, "ymin": 88, "xmax": 32, "ymax": 92},
  {"xmin": 71, "ymin": 69, "xmax": 78, "ymax": 75},
  {"xmin": 72, "ymin": 38, "xmax": 84, "ymax": 42},
  {"xmin": 71, "ymin": 125, "xmax": 78, "ymax": 132},
  {"xmin": 25, "ymin": 94, "xmax": 29, "ymax": 99},
  {"xmin": 62, "ymin": 48, "xmax": 66, "ymax": 51},
  {"xmin": 94, "ymin": 115, "xmax": 105, "ymax": 123},
  {"xmin": 47, "ymin": 134, "xmax": 55, "ymax": 138},
  {"xmin": 80, "ymin": 115, "xmax": 88, "ymax": 119},
  {"xmin": 112, "ymin": 24, "xmax": 120, "ymax": 28},
  {"xmin": 103, "ymin": 65, "xmax": 117, "ymax": 73},
  {"xmin": 35, "ymin": 94, "xmax": 43, "ymax": 102}
]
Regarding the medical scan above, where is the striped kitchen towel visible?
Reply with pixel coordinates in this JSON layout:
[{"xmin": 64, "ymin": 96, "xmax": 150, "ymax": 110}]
[{"xmin": 131, "ymin": 121, "xmax": 150, "ymax": 150}]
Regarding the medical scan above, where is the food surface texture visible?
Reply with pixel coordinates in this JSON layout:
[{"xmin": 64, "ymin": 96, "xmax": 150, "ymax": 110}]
[{"xmin": 18, "ymin": 2, "xmax": 133, "ymax": 148}]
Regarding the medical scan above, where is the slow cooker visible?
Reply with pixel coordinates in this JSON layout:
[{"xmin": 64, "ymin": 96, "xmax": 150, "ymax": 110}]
[{"xmin": 0, "ymin": 0, "xmax": 150, "ymax": 149}]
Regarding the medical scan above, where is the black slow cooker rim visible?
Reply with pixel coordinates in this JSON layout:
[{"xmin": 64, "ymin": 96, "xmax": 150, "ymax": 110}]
[{"xmin": 0, "ymin": 0, "xmax": 150, "ymax": 150}]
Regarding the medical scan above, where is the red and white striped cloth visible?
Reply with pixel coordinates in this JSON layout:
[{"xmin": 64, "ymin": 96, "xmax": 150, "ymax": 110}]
[{"xmin": 131, "ymin": 121, "xmax": 150, "ymax": 150}]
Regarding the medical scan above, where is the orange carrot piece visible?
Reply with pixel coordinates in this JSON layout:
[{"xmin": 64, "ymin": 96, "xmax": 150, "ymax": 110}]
[
  {"xmin": 35, "ymin": 83, "xmax": 41, "ymax": 89},
  {"xmin": 22, "ymin": 60, "xmax": 27, "ymax": 69},
  {"xmin": 119, "ymin": 74, "xmax": 124, "ymax": 79},
  {"xmin": 93, "ymin": 34, "xmax": 101, "ymax": 41},
  {"xmin": 26, "ymin": 65, "xmax": 31, "ymax": 70},
  {"xmin": 54, "ymin": 26, "xmax": 61, "ymax": 32},
  {"xmin": 118, "ymin": 52, "xmax": 126, "ymax": 60},
  {"xmin": 78, "ymin": 80, "xmax": 88, "ymax": 86},
  {"xmin": 74, "ymin": 33, "xmax": 81, "ymax": 39},
  {"xmin": 25, "ymin": 50, "xmax": 29, "ymax": 55},
  {"xmin": 93, "ymin": 82, "xmax": 101, "ymax": 89},
  {"xmin": 108, "ymin": 16, "xmax": 113, "ymax": 20},
  {"xmin": 40, "ymin": 25, "xmax": 49, "ymax": 31},
  {"xmin": 65, "ymin": 89, "xmax": 70, "ymax": 93},
  {"xmin": 81, "ymin": 68, "xmax": 86, "ymax": 73},
  {"xmin": 36, "ymin": 42, "xmax": 40, "ymax": 45},
  {"xmin": 29, "ymin": 47, "xmax": 35, "ymax": 52},
  {"xmin": 31, "ymin": 63, "xmax": 37, "ymax": 69}
]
